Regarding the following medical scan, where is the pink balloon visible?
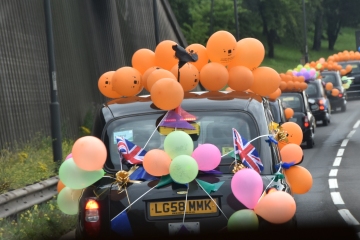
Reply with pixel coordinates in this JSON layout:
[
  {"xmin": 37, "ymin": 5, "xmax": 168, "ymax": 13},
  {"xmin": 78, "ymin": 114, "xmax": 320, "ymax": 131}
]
[
  {"xmin": 231, "ymin": 169, "xmax": 263, "ymax": 209},
  {"xmin": 191, "ymin": 144, "xmax": 221, "ymax": 171},
  {"xmin": 65, "ymin": 153, "xmax": 72, "ymax": 161}
]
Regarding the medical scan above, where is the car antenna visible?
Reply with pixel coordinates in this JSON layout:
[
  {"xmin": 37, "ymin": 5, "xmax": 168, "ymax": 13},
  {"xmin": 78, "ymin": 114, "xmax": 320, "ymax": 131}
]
[{"xmin": 172, "ymin": 45, "xmax": 198, "ymax": 82}]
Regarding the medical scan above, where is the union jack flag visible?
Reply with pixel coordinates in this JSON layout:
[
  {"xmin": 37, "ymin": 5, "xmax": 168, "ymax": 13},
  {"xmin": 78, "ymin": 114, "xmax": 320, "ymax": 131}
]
[
  {"xmin": 116, "ymin": 136, "xmax": 147, "ymax": 165},
  {"xmin": 232, "ymin": 128, "xmax": 263, "ymax": 174}
]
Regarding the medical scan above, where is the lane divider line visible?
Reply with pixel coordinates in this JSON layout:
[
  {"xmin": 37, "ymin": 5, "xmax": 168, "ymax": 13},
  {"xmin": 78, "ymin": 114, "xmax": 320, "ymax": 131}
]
[
  {"xmin": 331, "ymin": 192, "xmax": 345, "ymax": 205},
  {"xmin": 329, "ymin": 169, "xmax": 338, "ymax": 177},
  {"xmin": 333, "ymin": 157, "xmax": 342, "ymax": 166},
  {"xmin": 354, "ymin": 120, "xmax": 360, "ymax": 129},
  {"xmin": 338, "ymin": 209, "xmax": 360, "ymax": 226},
  {"xmin": 341, "ymin": 139, "xmax": 349, "ymax": 147},
  {"xmin": 329, "ymin": 179, "xmax": 338, "ymax": 189},
  {"xmin": 337, "ymin": 149, "xmax": 345, "ymax": 157},
  {"xmin": 347, "ymin": 130, "xmax": 356, "ymax": 138}
]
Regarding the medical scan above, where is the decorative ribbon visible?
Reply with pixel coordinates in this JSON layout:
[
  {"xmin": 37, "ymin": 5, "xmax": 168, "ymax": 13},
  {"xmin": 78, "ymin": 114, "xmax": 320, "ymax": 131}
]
[
  {"xmin": 200, "ymin": 169, "xmax": 223, "ymax": 175},
  {"xmin": 196, "ymin": 179, "xmax": 225, "ymax": 195},
  {"xmin": 111, "ymin": 210, "xmax": 133, "ymax": 237},
  {"xmin": 273, "ymin": 172, "xmax": 285, "ymax": 182},
  {"xmin": 275, "ymin": 161, "xmax": 295, "ymax": 171},
  {"xmin": 265, "ymin": 135, "xmax": 278, "ymax": 146}
]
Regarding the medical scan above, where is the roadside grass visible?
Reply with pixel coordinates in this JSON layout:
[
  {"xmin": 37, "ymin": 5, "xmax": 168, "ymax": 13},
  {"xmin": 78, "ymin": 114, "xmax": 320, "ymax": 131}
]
[{"xmin": 0, "ymin": 198, "xmax": 76, "ymax": 240}]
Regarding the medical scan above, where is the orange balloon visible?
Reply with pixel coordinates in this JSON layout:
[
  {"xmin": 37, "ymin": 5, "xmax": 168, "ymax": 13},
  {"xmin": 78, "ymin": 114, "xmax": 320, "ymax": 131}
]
[
  {"xmin": 300, "ymin": 82, "xmax": 308, "ymax": 90},
  {"xmin": 154, "ymin": 40, "xmax": 178, "ymax": 70},
  {"xmin": 72, "ymin": 136, "xmax": 107, "ymax": 171},
  {"xmin": 340, "ymin": 69, "xmax": 347, "ymax": 76},
  {"xmin": 199, "ymin": 62, "xmax": 229, "ymax": 91},
  {"xmin": 171, "ymin": 63, "xmax": 200, "ymax": 92},
  {"xmin": 284, "ymin": 166, "xmax": 313, "ymax": 194},
  {"xmin": 331, "ymin": 88, "xmax": 340, "ymax": 97},
  {"xmin": 57, "ymin": 180, "xmax": 65, "ymax": 193},
  {"xmin": 185, "ymin": 43, "xmax": 209, "ymax": 71},
  {"xmin": 228, "ymin": 38, "xmax": 265, "ymax": 70},
  {"xmin": 206, "ymin": 30, "xmax": 237, "ymax": 65},
  {"xmin": 227, "ymin": 66, "xmax": 254, "ymax": 91},
  {"xmin": 346, "ymin": 64, "xmax": 352, "ymax": 72},
  {"xmin": 143, "ymin": 149, "xmax": 172, "ymax": 176},
  {"xmin": 254, "ymin": 191, "xmax": 296, "ymax": 224},
  {"xmin": 147, "ymin": 69, "xmax": 176, "ymax": 91},
  {"xmin": 298, "ymin": 76, "xmax": 305, "ymax": 82},
  {"xmin": 98, "ymin": 71, "xmax": 121, "ymax": 98},
  {"xmin": 150, "ymin": 78, "xmax": 184, "ymax": 110},
  {"xmin": 112, "ymin": 67, "xmax": 143, "ymax": 97},
  {"xmin": 294, "ymin": 81, "xmax": 302, "ymax": 91},
  {"xmin": 325, "ymin": 82, "xmax": 333, "ymax": 91},
  {"xmin": 268, "ymin": 88, "xmax": 281, "ymax": 100},
  {"xmin": 225, "ymin": 87, "xmax": 234, "ymax": 91},
  {"xmin": 131, "ymin": 48, "xmax": 156, "ymax": 74},
  {"xmin": 280, "ymin": 143, "xmax": 303, "ymax": 164},
  {"xmin": 281, "ymin": 122, "xmax": 303, "ymax": 145},
  {"xmin": 286, "ymin": 81, "xmax": 294, "ymax": 91},
  {"xmin": 279, "ymin": 81, "xmax": 287, "ymax": 91},
  {"xmin": 142, "ymin": 66, "xmax": 161, "ymax": 91},
  {"xmin": 278, "ymin": 141, "xmax": 287, "ymax": 150},
  {"xmin": 284, "ymin": 108, "xmax": 294, "ymax": 120},
  {"xmin": 250, "ymin": 67, "xmax": 281, "ymax": 96}
]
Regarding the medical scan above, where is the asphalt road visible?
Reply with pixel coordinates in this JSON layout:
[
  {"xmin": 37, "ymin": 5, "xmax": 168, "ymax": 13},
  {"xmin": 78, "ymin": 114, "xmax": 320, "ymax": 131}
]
[
  {"xmin": 60, "ymin": 99, "xmax": 360, "ymax": 240},
  {"xmin": 294, "ymin": 99, "xmax": 360, "ymax": 238}
]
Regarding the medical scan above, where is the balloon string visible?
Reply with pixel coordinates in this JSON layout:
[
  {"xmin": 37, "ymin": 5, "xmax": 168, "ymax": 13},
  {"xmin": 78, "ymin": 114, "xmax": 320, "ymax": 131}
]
[
  {"xmin": 258, "ymin": 166, "xmax": 282, "ymax": 203},
  {"xmin": 182, "ymin": 185, "xmax": 189, "ymax": 224},
  {"xmin": 144, "ymin": 110, "xmax": 170, "ymax": 149},
  {"xmin": 247, "ymin": 134, "xmax": 272, "ymax": 145},
  {"xmin": 111, "ymin": 185, "xmax": 157, "ymax": 221},
  {"xmin": 195, "ymin": 179, "xmax": 228, "ymax": 221}
]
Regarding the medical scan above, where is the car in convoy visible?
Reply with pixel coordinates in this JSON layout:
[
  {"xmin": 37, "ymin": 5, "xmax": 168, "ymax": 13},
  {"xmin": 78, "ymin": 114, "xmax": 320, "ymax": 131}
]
[
  {"xmin": 337, "ymin": 60, "xmax": 360, "ymax": 98},
  {"xmin": 75, "ymin": 91, "xmax": 296, "ymax": 239},
  {"xmin": 279, "ymin": 91, "xmax": 316, "ymax": 148},
  {"xmin": 305, "ymin": 80, "xmax": 331, "ymax": 126},
  {"xmin": 269, "ymin": 99, "xmax": 287, "ymax": 124},
  {"xmin": 320, "ymin": 70, "xmax": 347, "ymax": 112}
]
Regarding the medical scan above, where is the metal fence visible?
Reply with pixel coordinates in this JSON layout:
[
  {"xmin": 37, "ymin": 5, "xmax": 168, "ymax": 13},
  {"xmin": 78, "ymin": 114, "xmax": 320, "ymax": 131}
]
[{"xmin": 0, "ymin": 0, "xmax": 187, "ymax": 149}]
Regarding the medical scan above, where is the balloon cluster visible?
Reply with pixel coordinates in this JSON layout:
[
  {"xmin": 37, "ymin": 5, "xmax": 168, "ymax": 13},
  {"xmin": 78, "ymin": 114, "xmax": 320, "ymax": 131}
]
[
  {"xmin": 291, "ymin": 63, "xmax": 321, "ymax": 81},
  {"xmin": 56, "ymin": 136, "xmax": 107, "ymax": 215},
  {"xmin": 227, "ymin": 121, "xmax": 313, "ymax": 230},
  {"xmin": 143, "ymin": 131, "xmax": 221, "ymax": 183},
  {"xmin": 314, "ymin": 52, "xmax": 353, "ymax": 76},
  {"xmin": 278, "ymin": 72, "xmax": 308, "ymax": 93},
  {"xmin": 98, "ymin": 30, "xmax": 283, "ymax": 112}
]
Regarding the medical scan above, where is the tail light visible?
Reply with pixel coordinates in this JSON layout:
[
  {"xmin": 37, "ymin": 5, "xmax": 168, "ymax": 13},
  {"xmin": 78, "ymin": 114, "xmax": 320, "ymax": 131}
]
[
  {"xmin": 318, "ymin": 99, "xmax": 325, "ymax": 110},
  {"xmin": 84, "ymin": 198, "xmax": 101, "ymax": 238},
  {"xmin": 338, "ymin": 93, "xmax": 343, "ymax": 98},
  {"xmin": 303, "ymin": 116, "xmax": 309, "ymax": 128}
]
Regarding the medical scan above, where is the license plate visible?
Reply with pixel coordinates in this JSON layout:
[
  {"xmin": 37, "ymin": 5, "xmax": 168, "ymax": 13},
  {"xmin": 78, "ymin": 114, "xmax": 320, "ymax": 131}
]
[{"xmin": 149, "ymin": 199, "xmax": 218, "ymax": 217}]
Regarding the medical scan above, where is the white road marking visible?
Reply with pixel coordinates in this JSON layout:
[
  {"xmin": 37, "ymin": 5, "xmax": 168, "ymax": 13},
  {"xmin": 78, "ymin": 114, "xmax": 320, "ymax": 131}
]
[
  {"xmin": 341, "ymin": 139, "xmax": 349, "ymax": 147},
  {"xmin": 329, "ymin": 179, "xmax": 338, "ymax": 188},
  {"xmin": 338, "ymin": 209, "xmax": 360, "ymax": 225},
  {"xmin": 347, "ymin": 130, "xmax": 356, "ymax": 138},
  {"xmin": 331, "ymin": 192, "xmax": 345, "ymax": 205},
  {"xmin": 353, "ymin": 120, "xmax": 360, "ymax": 129},
  {"xmin": 329, "ymin": 169, "xmax": 338, "ymax": 177},
  {"xmin": 337, "ymin": 149, "xmax": 344, "ymax": 157},
  {"xmin": 333, "ymin": 157, "xmax": 342, "ymax": 166}
]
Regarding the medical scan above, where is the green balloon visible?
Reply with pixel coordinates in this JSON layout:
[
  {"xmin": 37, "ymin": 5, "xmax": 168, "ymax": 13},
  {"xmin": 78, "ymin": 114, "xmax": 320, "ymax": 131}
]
[
  {"xmin": 227, "ymin": 209, "xmax": 259, "ymax": 232},
  {"xmin": 59, "ymin": 158, "xmax": 104, "ymax": 189},
  {"xmin": 164, "ymin": 131, "xmax": 194, "ymax": 159},
  {"xmin": 169, "ymin": 155, "xmax": 198, "ymax": 184},
  {"xmin": 57, "ymin": 187, "xmax": 82, "ymax": 215}
]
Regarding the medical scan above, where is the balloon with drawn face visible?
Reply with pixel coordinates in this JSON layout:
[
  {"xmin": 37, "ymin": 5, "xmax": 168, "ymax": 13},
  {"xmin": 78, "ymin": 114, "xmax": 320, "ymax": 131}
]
[
  {"xmin": 98, "ymin": 71, "xmax": 121, "ymax": 98},
  {"xmin": 206, "ymin": 30, "xmax": 237, "ymax": 66},
  {"xmin": 171, "ymin": 63, "xmax": 200, "ymax": 92},
  {"xmin": 112, "ymin": 67, "xmax": 143, "ymax": 97}
]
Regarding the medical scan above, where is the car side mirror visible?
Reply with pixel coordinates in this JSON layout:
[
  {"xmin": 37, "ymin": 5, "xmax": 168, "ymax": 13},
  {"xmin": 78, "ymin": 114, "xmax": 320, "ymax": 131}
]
[{"xmin": 308, "ymin": 98, "xmax": 315, "ymax": 105}]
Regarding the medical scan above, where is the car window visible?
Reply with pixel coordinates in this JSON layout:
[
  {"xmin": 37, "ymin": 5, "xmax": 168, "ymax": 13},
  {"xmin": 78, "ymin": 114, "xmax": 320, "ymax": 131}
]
[
  {"xmin": 269, "ymin": 101, "xmax": 282, "ymax": 123},
  {"xmin": 322, "ymin": 74, "xmax": 340, "ymax": 87},
  {"xmin": 103, "ymin": 110, "xmax": 272, "ymax": 173},
  {"xmin": 305, "ymin": 83, "xmax": 319, "ymax": 98},
  {"xmin": 279, "ymin": 94, "xmax": 304, "ymax": 112}
]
